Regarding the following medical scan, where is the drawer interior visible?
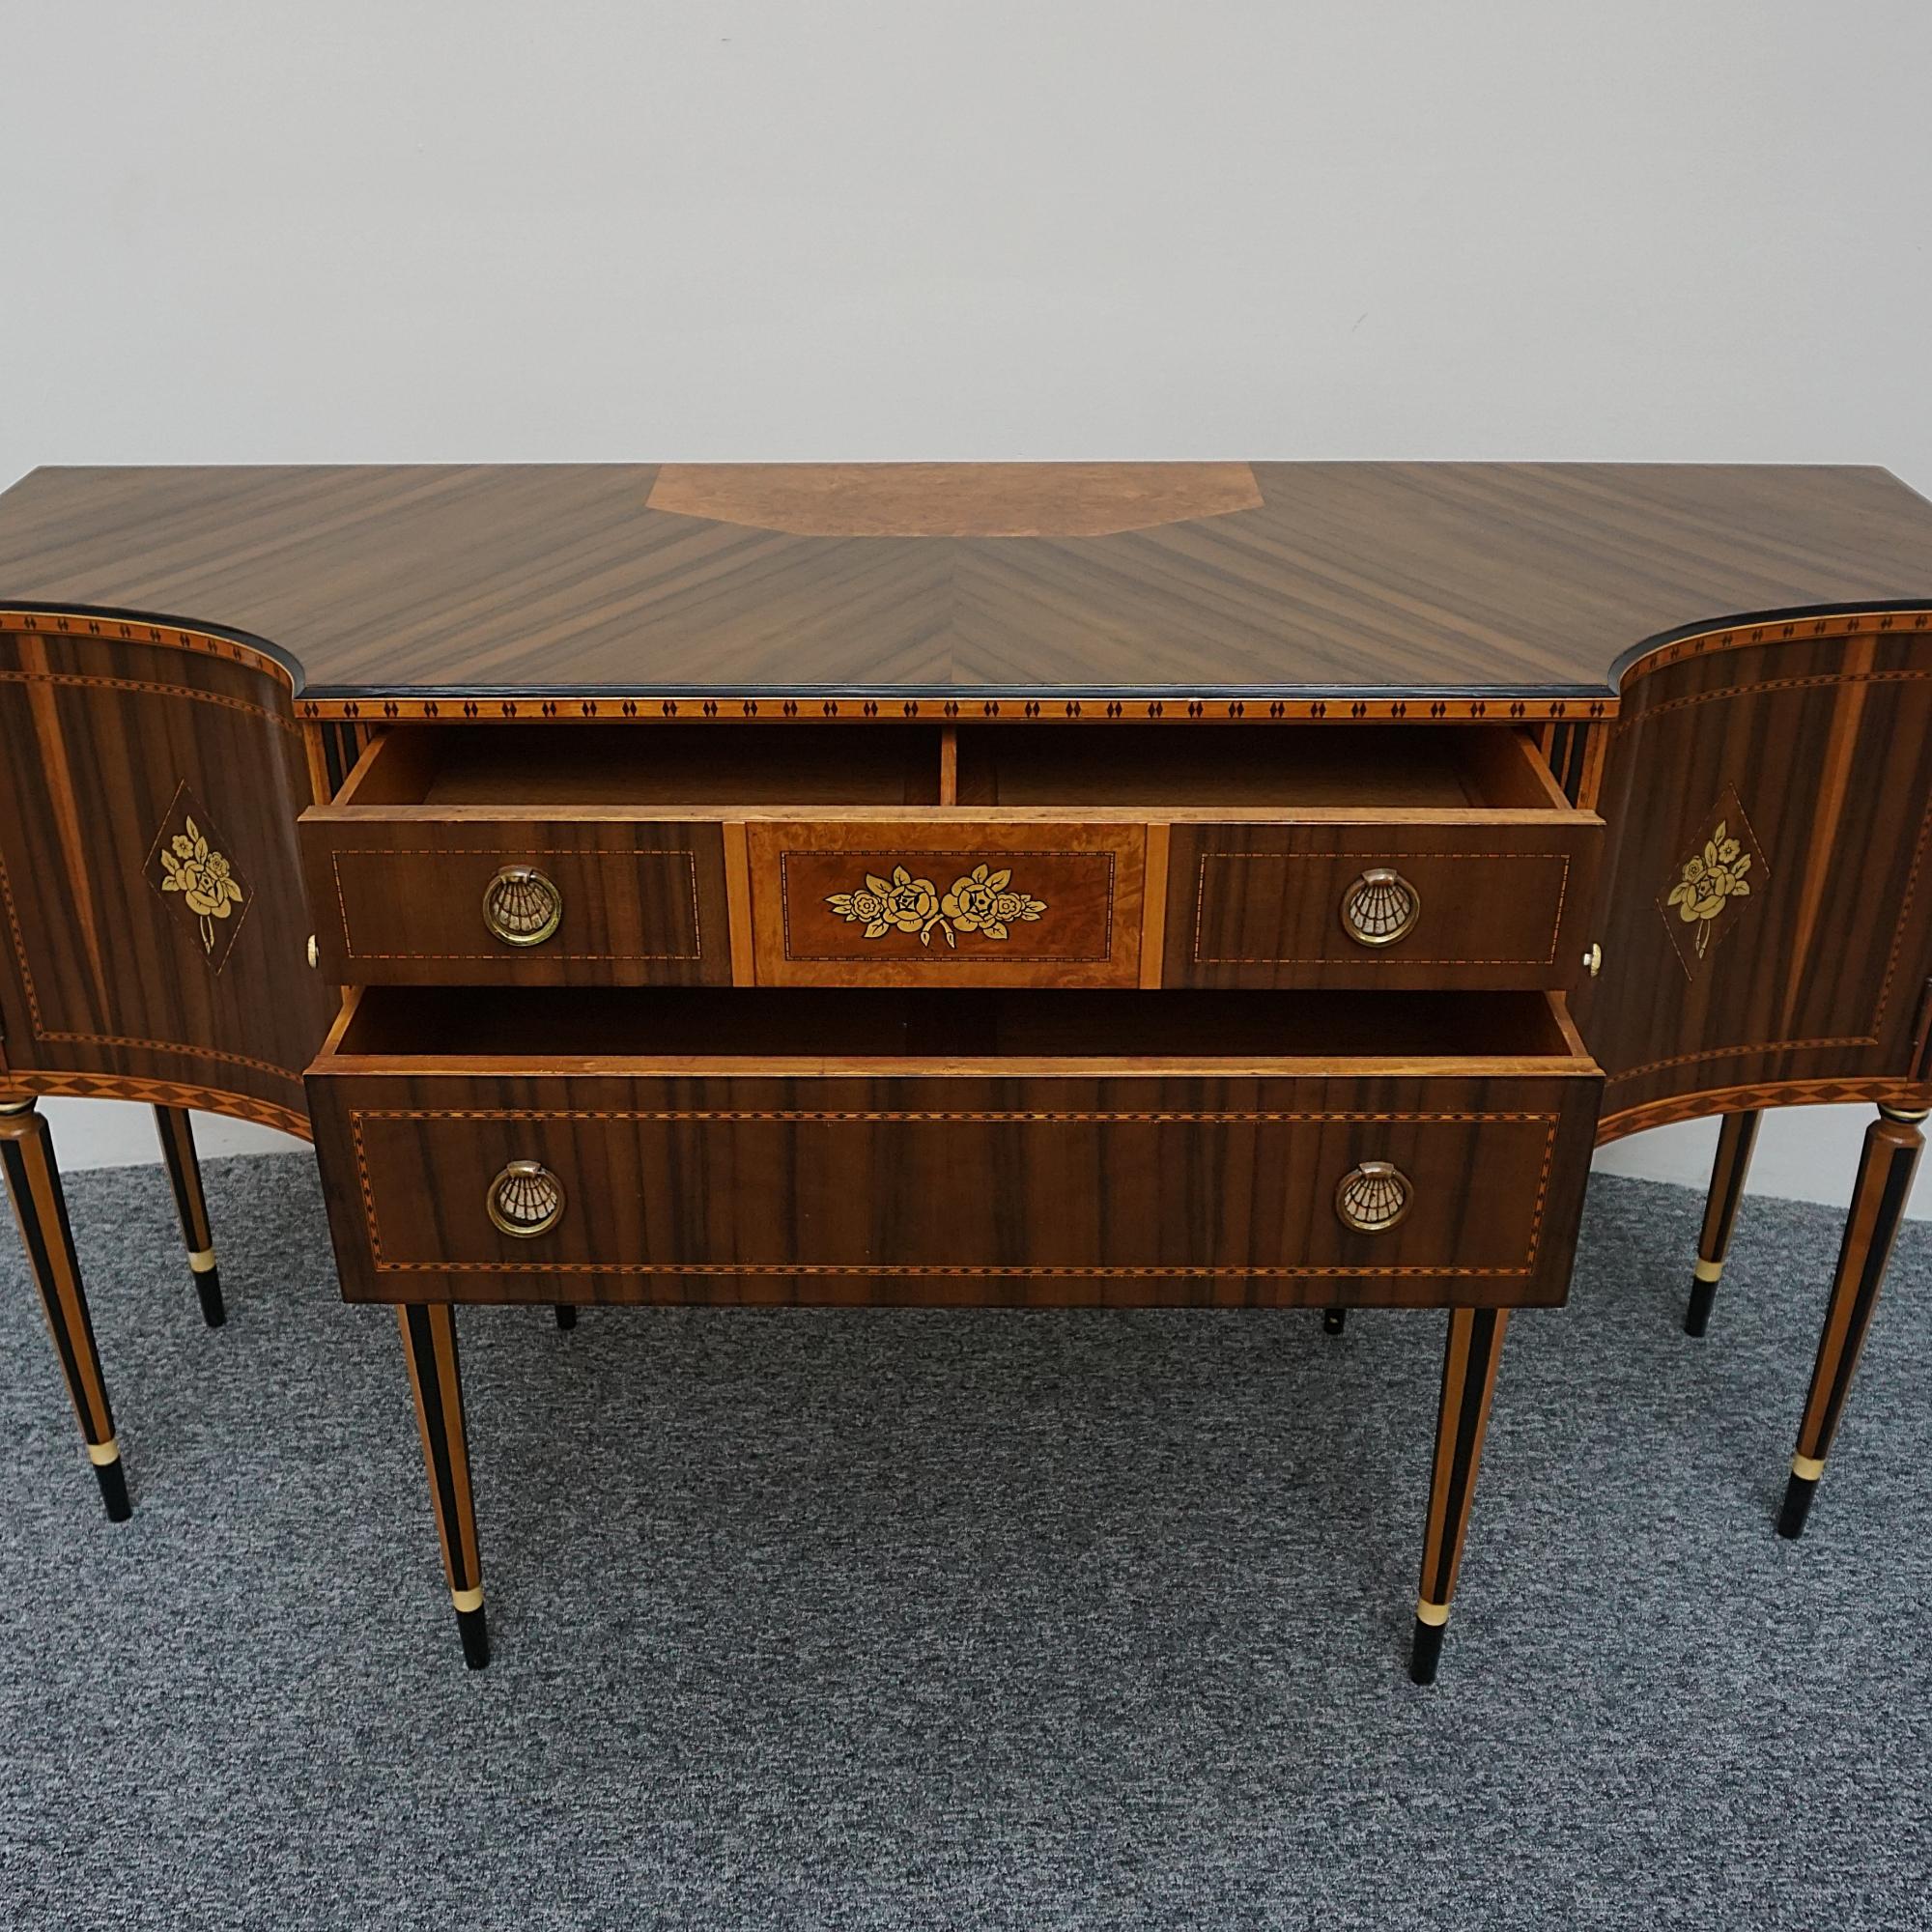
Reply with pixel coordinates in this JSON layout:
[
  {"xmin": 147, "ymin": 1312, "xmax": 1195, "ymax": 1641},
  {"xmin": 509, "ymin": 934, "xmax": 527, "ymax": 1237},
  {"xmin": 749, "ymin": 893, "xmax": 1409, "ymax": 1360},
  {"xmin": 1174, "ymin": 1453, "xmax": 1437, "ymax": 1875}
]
[
  {"xmin": 334, "ymin": 723, "xmax": 1573, "ymax": 814},
  {"xmin": 325, "ymin": 985, "xmax": 1589, "ymax": 1065}
]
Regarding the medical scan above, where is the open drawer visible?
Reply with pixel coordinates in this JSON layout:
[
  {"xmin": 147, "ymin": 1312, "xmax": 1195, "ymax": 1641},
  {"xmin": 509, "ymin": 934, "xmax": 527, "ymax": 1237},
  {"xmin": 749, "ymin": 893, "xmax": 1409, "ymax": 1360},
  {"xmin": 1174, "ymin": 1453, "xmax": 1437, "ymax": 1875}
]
[
  {"xmin": 306, "ymin": 985, "xmax": 1603, "ymax": 1309},
  {"xmin": 299, "ymin": 723, "xmax": 1600, "ymax": 991}
]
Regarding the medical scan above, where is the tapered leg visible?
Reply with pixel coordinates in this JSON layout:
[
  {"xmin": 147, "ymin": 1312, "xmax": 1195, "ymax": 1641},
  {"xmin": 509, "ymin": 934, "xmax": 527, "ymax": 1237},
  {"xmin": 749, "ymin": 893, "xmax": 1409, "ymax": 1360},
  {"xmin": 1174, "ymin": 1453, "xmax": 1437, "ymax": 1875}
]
[
  {"xmin": 397, "ymin": 1303, "xmax": 490, "ymax": 1667},
  {"xmin": 1, "ymin": 1096, "xmax": 130, "ymax": 1520},
  {"xmin": 1410, "ymin": 1306, "xmax": 1510, "ymax": 1686},
  {"xmin": 1778, "ymin": 1104, "xmax": 1926, "ymax": 1540},
  {"xmin": 154, "ymin": 1106, "xmax": 224, "ymax": 1328},
  {"xmin": 1321, "ymin": 1307, "xmax": 1347, "ymax": 1336},
  {"xmin": 1687, "ymin": 1108, "xmax": 1760, "ymax": 1337},
  {"xmin": 554, "ymin": 1303, "xmax": 577, "ymax": 1331}
]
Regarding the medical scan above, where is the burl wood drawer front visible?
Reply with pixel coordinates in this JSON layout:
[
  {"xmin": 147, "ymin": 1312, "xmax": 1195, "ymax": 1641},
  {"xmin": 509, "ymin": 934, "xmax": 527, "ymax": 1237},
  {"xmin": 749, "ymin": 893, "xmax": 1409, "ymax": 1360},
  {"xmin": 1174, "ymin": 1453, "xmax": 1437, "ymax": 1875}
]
[
  {"xmin": 1167, "ymin": 821, "xmax": 1598, "ymax": 990},
  {"xmin": 301, "ymin": 821, "xmax": 731, "ymax": 986},
  {"xmin": 745, "ymin": 821, "xmax": 1146, "ymax": 987}
]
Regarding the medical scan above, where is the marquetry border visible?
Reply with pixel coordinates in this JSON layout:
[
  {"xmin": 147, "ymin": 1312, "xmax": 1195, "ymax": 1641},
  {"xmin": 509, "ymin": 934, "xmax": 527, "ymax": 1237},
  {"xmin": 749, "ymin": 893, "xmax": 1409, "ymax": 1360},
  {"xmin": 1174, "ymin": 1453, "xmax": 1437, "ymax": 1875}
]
[
  {"xmin": 1597, "ymin": 1077, "xmax": 1932, "ymax": 1145},
  {"xmin": 1190, "ymin": 850, "xmax": 1571, "ymax": 968},
  {"xmin": 292, "ymin": 691, "xmax": 1622, "ymax": 726},
  {"xmin": 4, "ymin": 1069, "xmax": 310, "ymax": 1140},
  {"xmin": 347, "ymin": 1105, "xmax": 1562, "ymax": 1279},
  {"xmin": 1, "ymin": 611, "xmax": 298, "ymax": 719},
  {"xmin": 1615, "ymin": 608, "xmax": 1932, "ymax": 693}
]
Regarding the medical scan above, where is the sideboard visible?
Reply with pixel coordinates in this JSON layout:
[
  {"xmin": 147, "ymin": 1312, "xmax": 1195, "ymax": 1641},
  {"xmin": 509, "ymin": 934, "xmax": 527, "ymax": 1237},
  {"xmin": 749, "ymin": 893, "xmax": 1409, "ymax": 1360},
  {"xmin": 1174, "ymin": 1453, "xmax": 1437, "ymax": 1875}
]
[{"xmin": 2, "ymin": 463, "xmax": 1927, "ymax": 1683}]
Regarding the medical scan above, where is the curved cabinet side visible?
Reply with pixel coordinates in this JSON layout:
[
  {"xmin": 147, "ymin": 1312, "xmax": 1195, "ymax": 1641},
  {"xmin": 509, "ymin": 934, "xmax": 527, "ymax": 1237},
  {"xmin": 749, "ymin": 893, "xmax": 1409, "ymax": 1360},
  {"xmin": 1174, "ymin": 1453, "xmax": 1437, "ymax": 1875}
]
[
  {"xmin": 0, "ymin": 618, "xmax": 332, "ymax": 1137},
  {"xmin": 1578, "ymin": 615, "xmax": 1932, "ymax": 1140}
]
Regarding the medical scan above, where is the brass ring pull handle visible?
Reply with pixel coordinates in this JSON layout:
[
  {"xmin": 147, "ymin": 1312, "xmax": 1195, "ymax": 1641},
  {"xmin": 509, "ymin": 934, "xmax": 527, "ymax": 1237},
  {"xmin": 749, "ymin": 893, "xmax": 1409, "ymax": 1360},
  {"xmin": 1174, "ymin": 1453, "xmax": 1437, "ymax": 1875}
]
[
  {"xmin": 483, "ymin": 867, "xmax": 563, "ymax": 947},
  {"xmin": 1340, "ymin": 868, "xmax": 1420, "ymax": 948},
  {"xmin": 1335, "ymin": 1160, "xmax": 1413, "ymax": 1235},
  {"xmin": 487, "ymin": 1160, "xmax": 565, "ymax": 1239}
]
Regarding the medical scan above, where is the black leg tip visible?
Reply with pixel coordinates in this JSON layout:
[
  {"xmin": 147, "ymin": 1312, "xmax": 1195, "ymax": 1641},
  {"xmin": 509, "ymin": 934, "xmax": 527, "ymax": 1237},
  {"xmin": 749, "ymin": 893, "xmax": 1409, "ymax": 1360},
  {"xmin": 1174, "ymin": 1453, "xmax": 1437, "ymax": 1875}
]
[
  {"xmin": 554, "ymin": 1303, "xmax": 578, "ymax": 1331},
  {"xmin": 1776, "ymin": 1471, "xmax": 1818, "ymax": 1541},
  {"xmin": 195, "ymin": 1269, "xmax": 227, "ymax": 1328},
  {"xmin": 1322, "ymin": 1308, "xmax": 1348, "ymax": 1336},
  {"xmin": 1684, "ymin": 1278, "xmax": 1716, "ymax": 1337},
  {"xmin": 457, "ymin": 1603, "xmax": 491, "ymax": 1670},
  {"xmin": 1408, "ymin": 1615, "xmax": 1445, "ymax": 1686},
  {"xmin": 94, "ymin": 1457, "xmax": 131, "ymax": 1522}
]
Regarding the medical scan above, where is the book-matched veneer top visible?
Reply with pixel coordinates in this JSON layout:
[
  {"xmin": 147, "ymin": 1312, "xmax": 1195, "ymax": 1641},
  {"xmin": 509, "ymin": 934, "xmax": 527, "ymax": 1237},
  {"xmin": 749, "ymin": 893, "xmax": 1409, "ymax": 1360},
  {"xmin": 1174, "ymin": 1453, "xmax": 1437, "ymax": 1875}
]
[{"xmin": 1, "ymin": 462, "xmax": 1928, "ymax": 702}]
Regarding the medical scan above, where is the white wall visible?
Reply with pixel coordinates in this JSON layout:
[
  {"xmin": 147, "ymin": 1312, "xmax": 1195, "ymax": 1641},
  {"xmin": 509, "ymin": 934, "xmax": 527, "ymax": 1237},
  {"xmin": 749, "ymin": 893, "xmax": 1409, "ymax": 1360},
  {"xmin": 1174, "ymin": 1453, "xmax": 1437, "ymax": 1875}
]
[{"xmin": 5, "ymin": 3, "xmax": 1929, "ymax": 1210}]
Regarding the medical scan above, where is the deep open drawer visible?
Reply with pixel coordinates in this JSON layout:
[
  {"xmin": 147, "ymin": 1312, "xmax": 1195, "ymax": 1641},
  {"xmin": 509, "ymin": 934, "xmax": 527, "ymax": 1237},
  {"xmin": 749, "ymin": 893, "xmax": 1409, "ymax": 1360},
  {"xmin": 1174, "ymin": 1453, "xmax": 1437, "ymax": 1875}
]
[{"xmin": 306, "ymin": 986, "xmax": 1603, "ymax": 1309}]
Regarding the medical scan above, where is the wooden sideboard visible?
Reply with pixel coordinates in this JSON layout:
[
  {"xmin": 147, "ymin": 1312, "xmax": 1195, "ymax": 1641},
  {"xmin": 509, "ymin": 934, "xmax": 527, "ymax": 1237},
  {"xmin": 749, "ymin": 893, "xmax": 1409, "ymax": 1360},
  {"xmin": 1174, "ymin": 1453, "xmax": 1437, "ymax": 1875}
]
[{"xmin": 1, "ymin": 462, "xmax": 1928, "ymax": 1683}]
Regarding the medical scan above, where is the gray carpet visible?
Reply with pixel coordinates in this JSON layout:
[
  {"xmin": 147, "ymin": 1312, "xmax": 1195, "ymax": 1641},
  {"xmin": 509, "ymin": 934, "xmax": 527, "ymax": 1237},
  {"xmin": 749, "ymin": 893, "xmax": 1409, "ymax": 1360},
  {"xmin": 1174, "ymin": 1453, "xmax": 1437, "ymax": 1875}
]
[{"xmin": 1, "ymin": 1155, "xmax": 1928, "ymax": 1930}]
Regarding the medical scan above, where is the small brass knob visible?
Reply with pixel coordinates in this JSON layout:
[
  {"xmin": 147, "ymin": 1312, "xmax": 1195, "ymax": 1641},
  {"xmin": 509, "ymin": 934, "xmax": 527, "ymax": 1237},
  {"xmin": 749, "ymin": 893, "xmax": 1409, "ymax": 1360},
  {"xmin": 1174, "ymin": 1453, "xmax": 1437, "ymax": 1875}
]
[
  {"xmin": 487, "ymin": 1160, "xmax": 565, "ymax": 1238},
  {"xmin": 306, "ymin": 935, "xmax": 319, "ymax": 970},
  {"xmin": 1341, "ymin": 868, "xmax": 1421, "ymax": 948},
  {"xmin": 483, "ymin": 867, "xmax": 562, "ymax": 948},
  {"xmin": 1335, "ymin": 1160, "xmax": 1413, "ymax": 1235},
  {"xmin": 1583, "ymin": 942, "xmax": 1603, "ymax": 978}
]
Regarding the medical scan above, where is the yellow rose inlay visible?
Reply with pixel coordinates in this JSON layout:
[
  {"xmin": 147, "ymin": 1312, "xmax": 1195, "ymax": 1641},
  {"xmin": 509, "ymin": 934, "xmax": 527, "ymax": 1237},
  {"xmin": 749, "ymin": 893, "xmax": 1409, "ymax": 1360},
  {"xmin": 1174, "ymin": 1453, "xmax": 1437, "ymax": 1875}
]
[
  {"xmin": 1664, "ymin": 820, "xmax": 1752, "ymax": 957},
  {"xmin": 827, "ymin": 863, "xmax": 1046, "ymax": 949},
  {"xmin": 157, "ymin": 815, "xmax": 246, "ymax": 954}
]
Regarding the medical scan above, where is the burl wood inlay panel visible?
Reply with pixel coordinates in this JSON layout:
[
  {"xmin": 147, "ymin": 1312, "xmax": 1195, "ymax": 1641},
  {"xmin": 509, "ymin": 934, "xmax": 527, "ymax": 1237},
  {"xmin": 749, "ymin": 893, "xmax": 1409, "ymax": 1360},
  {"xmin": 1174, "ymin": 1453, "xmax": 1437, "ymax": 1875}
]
[
  {"xmin": 645, "ymin": 463, "xmax": 1264, "ymax": 537},
  {"xmin": 746, "ymin": 821, "xmax": 1146, "ymax": 987},
  {"xmin": 311, "ymin": 1070, "xmax": 1599, "ymax": 1310}
]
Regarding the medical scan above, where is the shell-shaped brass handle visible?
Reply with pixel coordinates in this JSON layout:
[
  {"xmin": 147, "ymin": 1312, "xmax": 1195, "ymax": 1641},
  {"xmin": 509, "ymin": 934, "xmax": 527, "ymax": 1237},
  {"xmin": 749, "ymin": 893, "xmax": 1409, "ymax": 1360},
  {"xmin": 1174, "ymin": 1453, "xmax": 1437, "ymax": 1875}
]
[
  {"xmin": 1341, "ymin": 867, "xmax": 1420, "ymax": 948},
  {"xmin": 487, "ymin": 1160, "xmax": 565, "ymax": 1238},
  {"xmin": 483, "ymin": 867, "xmax": 562, "ymax": 947},
  {"xmin": 1335, "ymin": 1160, "xmax": 1413, "ymax": 1235}
]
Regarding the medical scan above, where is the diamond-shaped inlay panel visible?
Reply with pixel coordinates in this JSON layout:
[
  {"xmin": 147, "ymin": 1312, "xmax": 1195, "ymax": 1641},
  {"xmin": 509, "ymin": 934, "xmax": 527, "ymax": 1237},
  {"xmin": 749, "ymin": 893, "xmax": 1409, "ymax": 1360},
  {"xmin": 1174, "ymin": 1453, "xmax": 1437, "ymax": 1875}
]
[
  {"xmin": 1656, "ymin": 784, "xmax": 1766, "ymax": 980},
  {"xmin": 143, "ymin": 781, "xmax": 251, "ymax": 974}
]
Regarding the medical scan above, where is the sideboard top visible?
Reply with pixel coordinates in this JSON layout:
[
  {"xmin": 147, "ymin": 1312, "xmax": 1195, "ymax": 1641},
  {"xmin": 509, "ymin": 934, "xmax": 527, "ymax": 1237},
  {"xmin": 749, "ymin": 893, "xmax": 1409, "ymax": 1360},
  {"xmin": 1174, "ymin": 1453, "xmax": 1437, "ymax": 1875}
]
[{"xmin": 2, "ymin": 462, "xmax": 1929, "ymax": 705}]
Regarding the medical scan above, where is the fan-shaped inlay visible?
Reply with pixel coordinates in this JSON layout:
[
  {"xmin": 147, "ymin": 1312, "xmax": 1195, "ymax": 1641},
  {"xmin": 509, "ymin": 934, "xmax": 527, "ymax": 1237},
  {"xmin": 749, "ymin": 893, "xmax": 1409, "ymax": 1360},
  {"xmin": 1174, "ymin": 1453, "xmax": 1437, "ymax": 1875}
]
[{"xmin": 645, "ymin": 463, "xmax": 1264, "ymax": 537}]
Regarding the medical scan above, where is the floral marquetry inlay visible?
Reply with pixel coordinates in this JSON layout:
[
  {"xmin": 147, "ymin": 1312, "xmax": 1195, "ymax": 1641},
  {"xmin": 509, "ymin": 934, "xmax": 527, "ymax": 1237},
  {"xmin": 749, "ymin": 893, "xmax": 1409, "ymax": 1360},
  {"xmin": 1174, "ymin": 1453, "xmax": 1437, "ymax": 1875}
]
[
  {"xmin": 826, "ymin": 863, "xmax": 1047, "ymax": 950},
  {"xmin": 1657, "ymin": 785, "xmax": 1767, "ymax": 979},
  {"xmin": 143, "ymin": 782, "xmax": 250, "ymax": 973}
]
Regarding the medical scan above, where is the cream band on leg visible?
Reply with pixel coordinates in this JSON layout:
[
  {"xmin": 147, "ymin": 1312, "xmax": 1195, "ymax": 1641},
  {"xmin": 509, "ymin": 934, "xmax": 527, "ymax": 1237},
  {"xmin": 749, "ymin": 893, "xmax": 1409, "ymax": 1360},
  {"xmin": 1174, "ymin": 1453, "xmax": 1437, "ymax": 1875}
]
[
  {"xmin": 450, "ymin": 1585, "xmax": 484, "ymax": 1613},
  {"xmin": 1692, "ymin": 1259, "xmax": 1723, "ymax": 1284},
  {"xmin": 1791, "ymin": 1453, "xmax": 1825, "ymax": 1482},
  {"xmin": 86, "ymin": 1435, "xmax": 122, "ymax": 1467},
  {"xmin": 1414, "ymin": 1597, "xmax": 1450, "ymax": 1627}
]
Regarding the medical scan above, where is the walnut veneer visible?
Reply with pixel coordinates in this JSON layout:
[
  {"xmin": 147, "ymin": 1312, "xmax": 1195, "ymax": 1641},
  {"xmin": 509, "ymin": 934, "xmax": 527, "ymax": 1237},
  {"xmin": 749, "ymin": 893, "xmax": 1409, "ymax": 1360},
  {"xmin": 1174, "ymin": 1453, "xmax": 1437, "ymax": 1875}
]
[{"xmin": 3, "ymin": 461, "xmax": 1929, "ymax": 1687}]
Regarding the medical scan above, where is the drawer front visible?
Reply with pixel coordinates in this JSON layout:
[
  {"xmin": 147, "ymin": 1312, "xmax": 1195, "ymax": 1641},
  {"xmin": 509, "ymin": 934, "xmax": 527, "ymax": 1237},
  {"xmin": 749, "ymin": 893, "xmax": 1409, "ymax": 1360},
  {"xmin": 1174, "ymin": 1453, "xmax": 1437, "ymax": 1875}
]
[
  {"xmin": 301, "ymin": 820, "xmax": 731, "ymax": 986},
  {"xmin": 746, "ymin": 820, "xmax": 1146, "ymax": 986},
  {"xmin": 307, "ymin": 1067, "xmax": 1599, "ymax": 1309},
  {"xmin": 1166, "ymin": 821, "xmax": 1599, "ymax": 989}
]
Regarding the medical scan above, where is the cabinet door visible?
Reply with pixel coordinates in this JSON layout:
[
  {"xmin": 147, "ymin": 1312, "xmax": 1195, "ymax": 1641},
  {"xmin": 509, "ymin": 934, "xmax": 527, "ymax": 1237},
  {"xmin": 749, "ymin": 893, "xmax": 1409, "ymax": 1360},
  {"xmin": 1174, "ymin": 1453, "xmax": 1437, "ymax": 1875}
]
[
  {"xmin": 0, "ymin": 617, "xmax": 332, "ymax": 1133},
  {"xmin": 1579, "ymin": 620, "xmax": 1932, "ymax": 1138}
]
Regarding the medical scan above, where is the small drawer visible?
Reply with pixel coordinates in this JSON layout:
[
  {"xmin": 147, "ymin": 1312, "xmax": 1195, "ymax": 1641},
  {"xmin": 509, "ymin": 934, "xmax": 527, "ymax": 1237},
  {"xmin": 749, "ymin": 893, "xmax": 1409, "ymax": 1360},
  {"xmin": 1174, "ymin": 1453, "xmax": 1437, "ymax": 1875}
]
[
  {"xmin": 298, "ymin": 726, "xmax": 800, "ymax": 987},
  {"xmin": 305, "ymin": 985, "xmax": 1602, "ymax": 1309},
  {"xmin": 1141, "ymin": 730, "xmax": 1599, "ymax": 990}
]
